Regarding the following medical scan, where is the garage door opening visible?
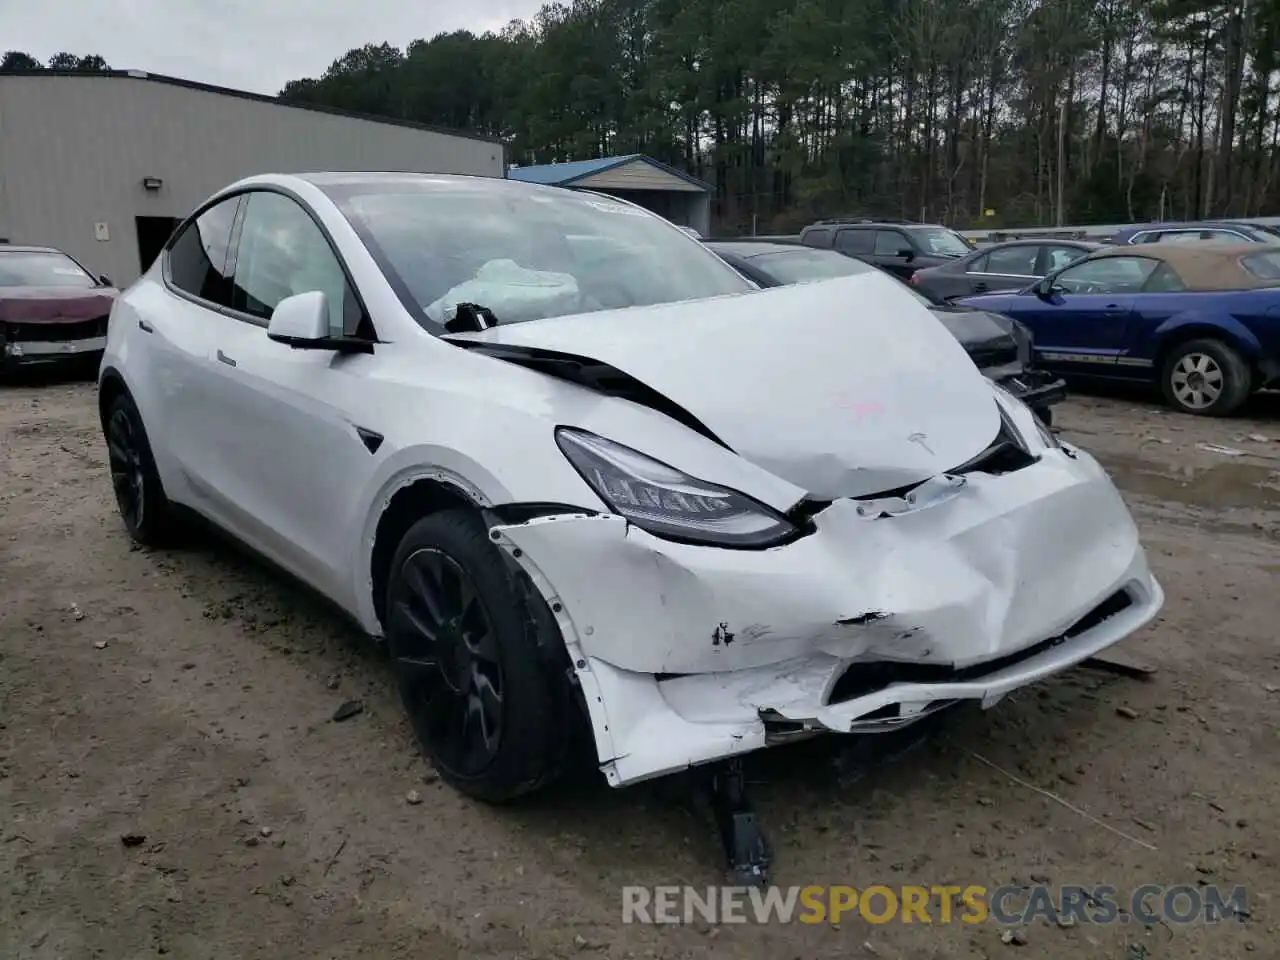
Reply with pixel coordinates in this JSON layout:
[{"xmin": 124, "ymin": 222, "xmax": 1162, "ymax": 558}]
[{"xmin": 136, "ymin": 216, "xmax": 181, "ymax": 273}]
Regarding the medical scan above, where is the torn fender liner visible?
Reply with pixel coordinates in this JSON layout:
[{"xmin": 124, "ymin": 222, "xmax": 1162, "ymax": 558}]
[{"xmin": 489, "ymin": 446, "xmax": 1164, "ymax": 786}]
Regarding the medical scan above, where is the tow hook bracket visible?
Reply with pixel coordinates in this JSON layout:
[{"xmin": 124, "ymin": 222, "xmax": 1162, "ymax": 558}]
[{"xmin": 707, "ymin": 758, "xmax": 771, "ymax": 887}]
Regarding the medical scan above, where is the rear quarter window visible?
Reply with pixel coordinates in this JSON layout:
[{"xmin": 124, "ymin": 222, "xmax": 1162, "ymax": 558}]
[{"xmin": 802, "ymin": 228, "xmax": 833, "ymax": 249}]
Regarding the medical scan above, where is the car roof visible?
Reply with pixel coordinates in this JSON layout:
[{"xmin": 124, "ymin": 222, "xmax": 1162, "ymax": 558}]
[
  {"xmin": 704, "ymin": 240, "xmax": 808, "ymax": 257},
  {"xmin": 214, "ymin": 171, "xmax": 595, "ymax": 202},
  {"xmin": 983, "ymin": 239, "xmax": 1101, "ymax": 250},
  {"xmin": 0, "ymin": 244, "xmax": 62, "ymax": 254},
  {"xmin": 1083, "ymin": 242, "xmax": 1280, "ymax": 290},
  {"xmin": 1117, "ymin": 221, "xmax": 1265, "ymax": 235}
]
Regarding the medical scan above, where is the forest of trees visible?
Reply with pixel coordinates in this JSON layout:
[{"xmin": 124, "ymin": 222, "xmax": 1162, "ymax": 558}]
[{"xmin": 7, "ymin": 0, "xmax": 1280, "ymax": 233}]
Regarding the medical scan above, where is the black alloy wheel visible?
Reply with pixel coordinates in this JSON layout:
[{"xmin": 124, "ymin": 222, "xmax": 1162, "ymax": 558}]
[
  {"xmin": 102, "ymin": 392, "xmax": 176, "ymax": 545},
  {"xmin": 107, "ymin": 405, "xmax": 147, "ymax": 532},
  {"xmin": 385, "ymin": 510, "xmax": 572, "ymax": 801},
  {"xmin": 391, "ymin": 548, "xmax": 505, "ymax": 777}
]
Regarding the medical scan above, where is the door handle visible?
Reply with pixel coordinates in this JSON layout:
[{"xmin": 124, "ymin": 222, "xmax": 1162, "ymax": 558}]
[
  {"xmin": 216, "ymin": 349, "xmax": 237, "ymax": 368},
  {"xmin": 1103, "ymin": 304, "xmax": 1126, "ymax": 314},
  {"xmin": 138, "ymin": 320, "xmax": 154, "ymax": 333},
  {"xmin": 973, "ymin": 281, "xmax": 989, "ymax": 293}
]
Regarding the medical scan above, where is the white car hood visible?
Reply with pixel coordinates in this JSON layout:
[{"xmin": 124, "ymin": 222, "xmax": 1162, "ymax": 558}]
[{"xmin": 446, "ymin": 273, "xmax": 1002, "ymax": 498}]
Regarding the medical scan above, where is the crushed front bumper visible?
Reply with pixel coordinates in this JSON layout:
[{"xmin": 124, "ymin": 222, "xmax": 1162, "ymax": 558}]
[
  {"xmin": 1, "ymin": 320, "xmax": 107, "ymax": 371},
  {"xmin": 491, "ymin": 445, "xmax": 1162, "ymax": 788}
]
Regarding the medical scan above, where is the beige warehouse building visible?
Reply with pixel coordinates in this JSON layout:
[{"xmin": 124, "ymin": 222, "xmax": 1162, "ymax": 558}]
[{"xmin": 0, "ymin": 71, "xmax": 504, "ymax": 285}]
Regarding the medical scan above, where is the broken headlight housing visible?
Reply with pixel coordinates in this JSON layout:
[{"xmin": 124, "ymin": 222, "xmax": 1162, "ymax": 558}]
[{"xmin": 555, "ymin": 427, "xmax": 798, "ymax": 548}]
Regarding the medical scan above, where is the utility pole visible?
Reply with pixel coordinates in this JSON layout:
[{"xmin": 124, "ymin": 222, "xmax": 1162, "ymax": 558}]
[{"xmin": 1056, "ymin": 98, "xmax": 1067, "ymax": 227}]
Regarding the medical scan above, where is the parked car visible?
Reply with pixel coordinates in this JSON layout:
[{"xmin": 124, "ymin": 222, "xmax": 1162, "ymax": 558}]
[
  {"xmin": 909, "ymin": 239, "xmax": 1100, "ymax": 301},
  {"xmin": 1111, "ymin": 220, "xmax": 1280, "ymax": 247},
  {"xmin": 797, "ymin": 218, "xmax": 975, "ymax": 279},
  {"xmin": 0, "ymin": 245, "xmax": 118, "ymax": 373},
  {"xmin": 956, "ymin": 242, "xmax": 1280, "ymax": 416},
  {"xmin": 705, "ymin": 240, "xmax": 1066, "ymax": 424},
  {"xmin": 100, "ymin": 174, "xmax": 1163, "ymax": 826}
]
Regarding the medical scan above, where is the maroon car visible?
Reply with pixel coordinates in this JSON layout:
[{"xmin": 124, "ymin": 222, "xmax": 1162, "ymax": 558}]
[{"xmin": 0, "ymin": 245, "xmax": 119, "ymax": 373}]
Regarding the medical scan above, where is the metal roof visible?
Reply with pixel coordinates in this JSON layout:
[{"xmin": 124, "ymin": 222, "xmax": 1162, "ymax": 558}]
[
  {"xmin": 506, "ymin": 154, "xmax": 711, "ymax": 191},
  {"xmin": 0, "ymin": 70, "xmax": 503, "ymax": 147}
]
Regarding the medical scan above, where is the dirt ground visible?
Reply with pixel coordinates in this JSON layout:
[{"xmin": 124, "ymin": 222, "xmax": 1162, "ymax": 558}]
[{"xmin": 3, "ymin": 373, "xmax": 1280, "ymax": 960}]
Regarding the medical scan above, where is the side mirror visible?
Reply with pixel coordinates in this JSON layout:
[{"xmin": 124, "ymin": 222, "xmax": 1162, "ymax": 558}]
[
  {"xmin": 897, "ymin": 248, "xmax": 916, "ymax": 262},
  {"xmin": 267, "ymin": 291, "xmax": 373, "ymax": 354},
  {"xmin": 1033, "ymin": 277, "xmax": 1057, "ymax": 298}
]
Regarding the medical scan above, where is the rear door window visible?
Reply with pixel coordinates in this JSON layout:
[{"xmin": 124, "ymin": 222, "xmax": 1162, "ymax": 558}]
[
  {"xmin": 834, "ymin": 229, "xmax": 874, "ymax": 255},
  {"xmin": 1202, "ymin": 229, "xmax": 1250, "ymax": 243},
  {"xmin": 166, "ymin": 196, "xmax": 241, "ymax": 306},
  {"xmin": 978, "ymin": 244, "xmax": 1038, "ymax": 277},
  {"xmin": 802, "ymin": 228, "xmax": 833, "ymax": 249}
]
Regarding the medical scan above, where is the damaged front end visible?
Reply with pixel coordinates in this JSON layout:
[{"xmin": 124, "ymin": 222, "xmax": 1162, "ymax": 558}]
[{"xmin": 490, "ymin": 439, "xmax": 1163, "ymax": 788}]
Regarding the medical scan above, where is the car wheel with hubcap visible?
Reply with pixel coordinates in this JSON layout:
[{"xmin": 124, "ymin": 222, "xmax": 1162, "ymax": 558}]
[
  {"xmin": 104, "ymin": 392, "xmax": 178, "ymax": 545},
  {"xmin": 1160, "ymin": 338, "xmax": 1252, "ymax": 417},
  {"xmin": 385, "ymin": 509, "xmax": 571, "ymax": 802}
]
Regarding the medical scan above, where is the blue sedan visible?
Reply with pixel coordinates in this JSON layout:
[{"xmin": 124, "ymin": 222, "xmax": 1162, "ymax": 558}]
[{"xmin": 957, "ymin": 242, "xmax": 1280, "ymax": 416}]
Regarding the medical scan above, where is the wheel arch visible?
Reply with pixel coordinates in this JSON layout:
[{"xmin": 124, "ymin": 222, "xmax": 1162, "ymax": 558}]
[
  {"xmin": 1150, "ymin": 315, "xmax": 1261, "ymax": 377},
  {"xmin": 367, "ymin": 475, "xmax": 483, "ymax": 633},
  {"xmin": 97, "ymin": 365, "xmax": 131, "ymax": 426}
]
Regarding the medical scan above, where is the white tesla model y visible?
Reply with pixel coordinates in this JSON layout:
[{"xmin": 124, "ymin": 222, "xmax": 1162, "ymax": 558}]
[{"xmin": 99, "ymin": 172, "xmax": 1164, "ymax": 802}]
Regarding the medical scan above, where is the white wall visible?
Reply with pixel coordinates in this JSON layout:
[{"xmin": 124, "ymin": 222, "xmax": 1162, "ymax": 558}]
[{"xmin": 0, "ymin": 73, "xmax": 504, "ymax": 284}]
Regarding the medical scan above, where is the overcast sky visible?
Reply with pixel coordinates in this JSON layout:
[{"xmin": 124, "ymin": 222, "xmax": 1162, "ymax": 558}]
[{"xmin": 2, "ymin": 0, "xmax": 544, "ymax": 94}]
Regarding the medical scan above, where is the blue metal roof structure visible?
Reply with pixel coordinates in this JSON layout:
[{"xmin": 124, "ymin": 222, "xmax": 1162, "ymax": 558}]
[{"xmin": 506, "ymin": 154, "xmax": 711, "ymax": 191}]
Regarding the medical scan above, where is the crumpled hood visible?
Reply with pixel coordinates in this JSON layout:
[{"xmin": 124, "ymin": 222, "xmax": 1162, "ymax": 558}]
[
  {"xmin": 0, "ymin": 286, "xmax": 118, "ymax": 324},
  {"xmin": 927, "ymin": 305, "xmax": 1020, "ymax": 369},
  {"xmin": 447, "ymin": 273, "xmax": 1003, "ymax": 498}
]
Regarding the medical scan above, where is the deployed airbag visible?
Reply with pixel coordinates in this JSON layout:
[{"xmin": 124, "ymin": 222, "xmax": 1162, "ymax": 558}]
[{"xmin": 426, "ymin": 259, "xmax": 581, "ymax": 325}]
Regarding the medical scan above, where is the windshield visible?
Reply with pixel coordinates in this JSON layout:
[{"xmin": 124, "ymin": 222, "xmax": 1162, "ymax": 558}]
[
  {"xmin": 326, "ymin": 180, "xmax": 750, "ymax": 327},
  {"xmin": 0, "ymin": 251, "xmax": 96, "ymax": 288},
  {"xmin": 751, "ymin": 248, "xmax": 936, "ymax": 307},
  {"xmin": 911, "ymin": 227, "xmax": 974, "ymax": 256}
]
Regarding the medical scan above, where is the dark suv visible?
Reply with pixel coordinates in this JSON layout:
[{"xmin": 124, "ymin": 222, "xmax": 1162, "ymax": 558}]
[{"xmin": 798, "ymin": 218, "xmax": 975, "ymax": 279}]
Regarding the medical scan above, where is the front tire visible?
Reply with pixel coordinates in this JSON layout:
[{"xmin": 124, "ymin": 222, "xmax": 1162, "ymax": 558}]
[
  {"xmin": 385, "ymin": 510, "xmax": 571, "ymax": 802},
  {"xmin": 1160, "ymin": 338, "xmax": 1252, "ymax": 416},
  {"xmin": 103, "ymin": 392, "xmax": 178, "ymax": 545}
]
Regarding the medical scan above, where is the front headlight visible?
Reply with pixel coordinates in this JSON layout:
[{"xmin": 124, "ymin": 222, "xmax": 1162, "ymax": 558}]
[{"xmin": 555, "ymin": 428, "xmax": 799, "ymax": 548}]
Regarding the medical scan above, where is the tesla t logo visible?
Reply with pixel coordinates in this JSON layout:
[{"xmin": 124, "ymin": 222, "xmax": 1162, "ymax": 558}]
[{"xmin": 907, "ymin": 432, "xmax": 934, "ymax": 455}]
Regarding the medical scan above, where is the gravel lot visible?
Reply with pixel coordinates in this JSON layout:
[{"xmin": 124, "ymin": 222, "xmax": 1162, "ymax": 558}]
[{"xmin": 3, "ymin": 375, "xmax": 1279, "ymax": 959}]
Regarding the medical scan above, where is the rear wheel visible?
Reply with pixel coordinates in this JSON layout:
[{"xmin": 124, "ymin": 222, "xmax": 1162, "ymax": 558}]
[
  {"xmin": 103, "ymin": 392, "xmax": 178, "ymax": 545},
  {"xmin": 385, "ymin": 510, "xmax": 571, "ymax": 802},
  {"xmin": 1160, "ymin": 338, "xmax": 1252, "ymax": 416}
]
